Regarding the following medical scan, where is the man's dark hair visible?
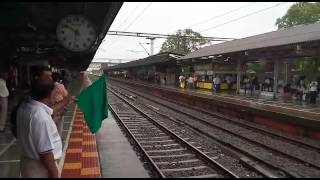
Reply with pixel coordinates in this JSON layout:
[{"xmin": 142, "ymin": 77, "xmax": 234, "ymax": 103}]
[
  {"xmin": 30, "ymin": 81, "xmax": 54, "ymax": 101},
  {"xmin": 52, "ymin": 72, "xmax": 61, "ymax": 82},
  {"xmin": 32, "ymin": 66, "xmax": 51, "ymax": 79}
]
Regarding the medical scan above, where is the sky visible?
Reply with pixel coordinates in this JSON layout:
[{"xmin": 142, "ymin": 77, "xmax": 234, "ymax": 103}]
[{"xmin": 93, "ymin": 2, "xmax": 296, "ymax": 62}]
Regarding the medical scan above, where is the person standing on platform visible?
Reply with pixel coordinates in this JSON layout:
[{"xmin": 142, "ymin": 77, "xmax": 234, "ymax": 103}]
[
  {"xmin": 187, "ymin": 76, "xmax": 194, "ymax": 89},
  {"xmin": 0, "ymin": 71, "xmax": 9, "ymax": 132},
  {"xmin": 179, "ymin": 75, "xmax": 185, "ymax": 89},
  {"xmin": 309, "ymin": 80, "xmax": 318, "ymax": 104},
  {"xmin": 226, "ymin": 75, "xmax": 232, "ymax": 94},
  {"xmin": 193, "ymin": 74, "xmax": 198, "ymax": 89},
  {"xmin": 243, "ymin": 76, "xmax": 250, "ymax": 94},
  {"xmin": 212, "ymin": 76, "xmax": 216, "ymax": 92},
  {"xmin": 213, "ymin": 75, "xmax": 221, "ymax": 93},
  {"xmin": 16, "ymin": 79, "xmax": 61, "ymax": 178},
  {"xmin": 317, "ymin": 77, "xmax": 320, "ymax": 96},
  {"xmin": 297, "ymin": 77, "xmax": 306, "ymax": 101},
  {"xmin": 7, "ymin": 64, "xmax": 18, "ymax": 95},
  {"xmin": 283, "ymin": 83, "xmax": 292, "ymax": 100},
  {"xmin": 264, "ymin": 77, "xmax": 271, "ymax": 92},
  {"xmin": 51, "ymin": 72, "xmax": 69, "ymax": 136}
]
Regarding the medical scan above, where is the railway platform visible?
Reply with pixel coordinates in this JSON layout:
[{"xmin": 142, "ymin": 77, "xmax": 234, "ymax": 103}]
[
  {"xmin": 0, "ymin": 72, "xmax": 152, "ymax": 178},
  {"xmin": 110, "ymin": 77, "xmax": 320, "ymax": 140},
  {"xmin": 96, "ymin": 109, "xmax": 150, "ymax": 178}
]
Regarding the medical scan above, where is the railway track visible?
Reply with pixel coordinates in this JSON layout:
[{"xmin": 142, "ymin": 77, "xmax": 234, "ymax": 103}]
[
  {"xmin": 109, "ymin": 81, "xmax": 320, "ymax": 177},
  {"xmin": 109, "ymin": 79, "xmax": 320, "ymax": 150},
  {"xmin": 108, "ymin": 90, "xmax": 240, "ymax": 178}
]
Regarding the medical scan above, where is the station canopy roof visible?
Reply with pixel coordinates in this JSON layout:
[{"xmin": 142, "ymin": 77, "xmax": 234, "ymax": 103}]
[
  {"xmin": 106, "ymin": 52, "xmax": 183, "ymax": 71},
  {"xmin": 179, "ymin": 23, "xmax": 320, "ymax": 61},
  {"xmin": 0, "ymin": 2, "xmax": 122, "ymax": 71}
]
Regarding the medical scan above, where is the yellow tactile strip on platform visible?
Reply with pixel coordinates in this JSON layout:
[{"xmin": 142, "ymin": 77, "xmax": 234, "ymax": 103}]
[{"xmin": 61, "ymin": 110, "xmax": 101, "ymax": 178}]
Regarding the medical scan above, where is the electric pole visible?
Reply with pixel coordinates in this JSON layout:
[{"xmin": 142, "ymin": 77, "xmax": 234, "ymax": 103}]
[{"xmin": 146, "ymin": 37, "xmax": 156, "ymax": 55}]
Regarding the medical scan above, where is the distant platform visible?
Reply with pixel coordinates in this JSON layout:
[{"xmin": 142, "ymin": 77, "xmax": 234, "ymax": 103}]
[{"xmin": 109, "ymin": 77, "xmax": 320, "ymax": 139}]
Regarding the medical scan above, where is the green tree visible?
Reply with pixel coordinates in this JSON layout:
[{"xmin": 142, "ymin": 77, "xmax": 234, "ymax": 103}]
[
  {"xmin": 292, "ymin": 57, "xmax": 320, "ymax": 80},
  {"xmin": 160, "ymin": 29, "xmax": 209, "ymax": 55},
  {"xmin": 275, "ymin": 2, "xmax": 320, "ymax": 81},
  {"xmin": 275, "ymin": 2, "xmax": 320, "ymax": 29},
  {"xmin": 247, "ymin": 63, "xmax": 264, "ymax": 74}
]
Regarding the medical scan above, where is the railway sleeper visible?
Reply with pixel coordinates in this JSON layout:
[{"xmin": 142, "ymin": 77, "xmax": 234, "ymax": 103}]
[
  {"xmin": 157, "ymin": 160, "xmax": 205, "ymax": 170},
  {"xmin": 146, "ymin": 148, "xmax": 186, "ymax": 153}
]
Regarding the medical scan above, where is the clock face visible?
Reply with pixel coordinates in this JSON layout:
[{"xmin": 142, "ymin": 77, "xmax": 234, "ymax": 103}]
[{"xmin": 56, "ymin": 15, "xmax": 97, "ymax": 52}]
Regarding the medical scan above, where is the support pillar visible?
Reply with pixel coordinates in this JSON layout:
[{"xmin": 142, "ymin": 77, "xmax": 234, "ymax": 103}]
[
  {"xmin": 284, "ymin": 61, "xmax": 288, "ymax": 85},
  {"xmin": 273, "ymin": 58, "xmax": 279, "ymax": 100},
  {"xmin": 236, "ymin": 58, "xmax": 241, "ymax": 94}
]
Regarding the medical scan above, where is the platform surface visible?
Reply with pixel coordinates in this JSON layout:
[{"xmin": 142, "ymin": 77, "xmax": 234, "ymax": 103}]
[{"xmin": 96, "ymin": 110, "xmax": 150, "ymax": 178}]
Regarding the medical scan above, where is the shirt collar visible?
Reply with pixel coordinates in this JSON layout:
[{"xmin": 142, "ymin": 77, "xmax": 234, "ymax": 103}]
[{"xmin": 30, "ymin": 99, "xmax": 53, "ymax": 115}]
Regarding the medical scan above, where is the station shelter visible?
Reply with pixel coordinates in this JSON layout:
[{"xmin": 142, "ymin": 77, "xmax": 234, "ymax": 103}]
[
  {"xmin": 178, "ymin": 23, "xmax": 320, "ymax": 99},
  {"xmin": 107, "ymin": 52, "xmax": 183, "ymax": 86}
]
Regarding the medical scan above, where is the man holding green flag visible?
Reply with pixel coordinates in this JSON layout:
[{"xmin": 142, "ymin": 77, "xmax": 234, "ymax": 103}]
[{"xmin": 76, "ymin": 74, "xmax": 108, "ymax": 134}]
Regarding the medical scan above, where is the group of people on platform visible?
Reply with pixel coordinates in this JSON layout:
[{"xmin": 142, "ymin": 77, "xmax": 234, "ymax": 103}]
[
  {"xmin": 178, "ymin": 73, "xmax": 319, "ymax": 104},
  {"xmin": 283, "ymin": 76, "xmax": 319, "ymax": 104},
  {"xmin": 179, "ymin": 74, "xmax": 236, "ymax": 94},
  {"xmin": 0, "ymin": 65, "xmax": 77, "ymax": 177},
  {"xmin": 0, "ymin": 64, "xmax": 18, "ymax": 132},
  {"xmin": 179, "ymin": 75, "xmax": 197, "ymax": 89}
]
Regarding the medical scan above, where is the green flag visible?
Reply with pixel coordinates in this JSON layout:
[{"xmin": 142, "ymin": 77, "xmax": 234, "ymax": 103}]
[{"xmin": 76, "ymin": 75, "xmax": 108, "ymax": 134}]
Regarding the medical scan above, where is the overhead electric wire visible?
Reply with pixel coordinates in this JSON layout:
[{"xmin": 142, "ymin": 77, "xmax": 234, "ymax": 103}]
[
  {"xmin": 113, "ymin": 2, "xmax": 144, "ymax": 30},
  {"xmin": 200, "ymin": 2, "xmax": 288, "ymax": 33},
  {"xmin": 185, "ymin": 2, "xmax": 257, "ymax": 29},
  {"xmin": 105, "ymin": 2, "xmax": 153, "ymax": 50},
  {"xmin": 101, "ymin": 3, "xmax": 143, "ymax": 49},
  {"xmin": 122, "ymin": 2, "xmax": 153, "ymax": 31},
  {"xmin": 107, "ymin": 30, "xmax": 236, "ymax": 41},
  {"xmin": 102, "ymin": 2, "xmax": 143, "ymax": 48}
]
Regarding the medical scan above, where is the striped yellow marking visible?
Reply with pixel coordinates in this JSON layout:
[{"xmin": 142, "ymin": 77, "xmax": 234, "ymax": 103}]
[
  {"xmin": 82, "ymin": 152, "xmax": 97, "ymax": 157},
  {"xmin": 69, "ymin": 138, "xmax": 82, "ymax": 142},
  {"xmin": 71, "ymin": 130, "xmax": 83, "ymax": 134},
  {"xmin": 83, "ymin": 132, "xmax": 92, "ymax": 136},
  {"xmin": 82, "ymin": 141, "xmax": 96, "ymax": 145},
  {"xmin": 63, "ymin": 162, "xmax": 81, "ymax": 169},
  {"xmin": 67, "ymin": 148, "xmax": 82, "ymax": 153},
  {"xmin": 73, "ymin": 124, "xmax": 83, "ymax": 127},
  {"xmin": 80, "ymin": 167, "xmax": 100, "ymax": 175}
]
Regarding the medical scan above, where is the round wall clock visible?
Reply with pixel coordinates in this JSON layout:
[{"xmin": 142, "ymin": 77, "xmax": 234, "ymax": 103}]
[{"xmin": 56, "ymin": 15, "xmax": 97, "ymax": 52}]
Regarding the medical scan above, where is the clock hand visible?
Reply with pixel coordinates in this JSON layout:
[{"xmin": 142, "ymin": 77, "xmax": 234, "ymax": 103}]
[
  {"xmin": 73, "ymin": 34, "xmax": 77, "ymax": 48},
  {"xmin": 62, "ymin": 24, "xmax": 76, "ymax": 33}
]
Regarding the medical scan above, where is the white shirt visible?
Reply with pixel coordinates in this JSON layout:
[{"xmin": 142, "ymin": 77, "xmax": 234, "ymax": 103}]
[
  {"xmin": 16, "ymin": 100, "xmax": 62, "ymax": 160},
  {"xmin": 179, "ymin": 76, "xmax": 185, "ymax": 82},
  {"xmin": 310, "ymin": 81, "xmax": 318, "ymax": 92},
  {"xmin": 226, "ymin": 76, "xmax": 231, "ymax": 84},
  {"xmin": 0, "ymin": 78, "xmax": 9, "ymax": 97},
  {"xmin": 213, "ymin": 77, "xmax": 220, "ymax": 84}
]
